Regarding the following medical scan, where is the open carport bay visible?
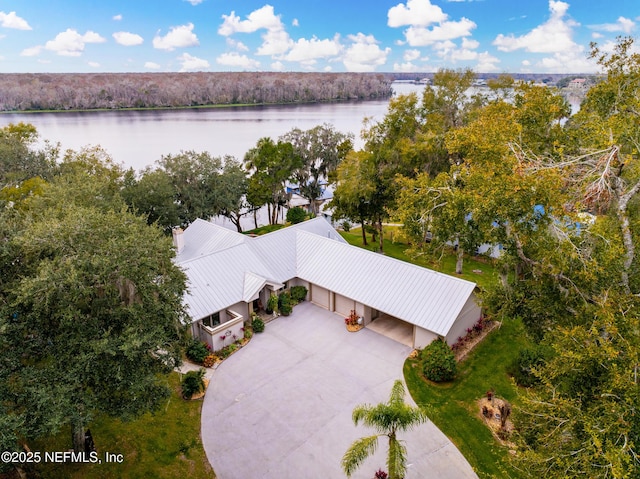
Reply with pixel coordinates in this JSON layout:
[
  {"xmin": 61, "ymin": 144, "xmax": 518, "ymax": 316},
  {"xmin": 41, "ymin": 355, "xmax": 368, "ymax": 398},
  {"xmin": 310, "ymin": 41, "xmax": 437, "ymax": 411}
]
[{"xmin": 201, "ymin": 301, "xmax": 477, "ymax": 479}]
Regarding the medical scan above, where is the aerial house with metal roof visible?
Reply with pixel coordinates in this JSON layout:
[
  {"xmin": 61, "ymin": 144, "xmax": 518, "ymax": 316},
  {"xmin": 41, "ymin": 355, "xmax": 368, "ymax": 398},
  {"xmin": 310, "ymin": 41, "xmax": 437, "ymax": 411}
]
[{"xmin": 174, "ymin": 217, "xmax": 481, "ymax": 351}]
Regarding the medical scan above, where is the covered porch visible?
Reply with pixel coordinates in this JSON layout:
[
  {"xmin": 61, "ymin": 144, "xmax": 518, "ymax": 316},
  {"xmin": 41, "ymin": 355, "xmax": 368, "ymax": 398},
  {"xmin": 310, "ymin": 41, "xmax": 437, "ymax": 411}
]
[{"xmin": 196, "ymin": 309, "xmax": 244, "ymax": 352}]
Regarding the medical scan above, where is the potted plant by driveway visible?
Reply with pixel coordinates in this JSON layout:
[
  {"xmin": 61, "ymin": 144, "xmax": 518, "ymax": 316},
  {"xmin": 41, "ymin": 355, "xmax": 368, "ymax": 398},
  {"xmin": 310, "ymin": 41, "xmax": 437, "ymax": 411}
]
[
  {"xmin": 267, "ymin": 294, "xmax": 279, "ymax": 317},
  {"xmin": 345, "ymin": 310, "xmax": 363, "ymax": 332}
]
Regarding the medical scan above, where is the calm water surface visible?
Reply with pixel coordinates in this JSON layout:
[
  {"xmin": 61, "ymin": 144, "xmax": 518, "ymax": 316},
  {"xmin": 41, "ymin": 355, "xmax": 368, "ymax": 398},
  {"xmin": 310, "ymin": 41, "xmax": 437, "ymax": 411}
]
[
  {"xmin": 0, "ymin": 98, "xmax": 401, "ymax": 172},
  {"xmin": 0, "ymin": 83, "xmax": 578, "ymax": 172}
]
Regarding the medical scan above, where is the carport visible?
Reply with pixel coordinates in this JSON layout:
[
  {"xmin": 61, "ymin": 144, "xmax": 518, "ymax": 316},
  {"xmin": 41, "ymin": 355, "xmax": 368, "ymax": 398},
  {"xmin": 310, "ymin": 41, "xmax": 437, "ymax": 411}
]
[{"xmin": 366, "ymin": 313, "xmax": 414, "ymax": 347}]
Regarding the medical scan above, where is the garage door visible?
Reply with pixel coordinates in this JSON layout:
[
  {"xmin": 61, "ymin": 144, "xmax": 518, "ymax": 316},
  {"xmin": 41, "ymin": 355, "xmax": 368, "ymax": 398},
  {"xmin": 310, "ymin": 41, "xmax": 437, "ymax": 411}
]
[
  {"xmin": 334, "ymin": 294, "xmax": 355, "ymax": 317},
  {"xmin": 311, "ymin": 284, "xmax": 330, "ymax": 309}
]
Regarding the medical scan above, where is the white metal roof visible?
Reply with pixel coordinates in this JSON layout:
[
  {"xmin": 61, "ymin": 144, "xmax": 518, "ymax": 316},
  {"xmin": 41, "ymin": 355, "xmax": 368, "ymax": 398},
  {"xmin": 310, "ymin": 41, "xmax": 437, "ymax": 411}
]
[
  {"xmin": 176, "ymin": 218, "xmax": 247, "ymax": 262},
  {"xmin": 295, "ymin": 232, "xmax": 476, "ymax": 337},
  {"xmin": 176, "ymin": 217, "xmax": 476, "ymax": 338}
]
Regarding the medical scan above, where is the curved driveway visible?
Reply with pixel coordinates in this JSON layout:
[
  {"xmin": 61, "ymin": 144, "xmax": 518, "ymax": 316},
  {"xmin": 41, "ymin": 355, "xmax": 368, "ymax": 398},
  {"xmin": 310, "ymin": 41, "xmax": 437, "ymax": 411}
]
[{"xmin": 201, "ymin": 301, "xmax": 477, "ymax": 479}]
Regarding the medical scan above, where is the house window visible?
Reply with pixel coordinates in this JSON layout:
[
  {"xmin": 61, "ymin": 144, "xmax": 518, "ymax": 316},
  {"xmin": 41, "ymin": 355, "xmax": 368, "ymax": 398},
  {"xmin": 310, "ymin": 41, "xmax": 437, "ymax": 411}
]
[{"xmin": 203, "ymin": 312, "xmax": 220, "ymax": 328}]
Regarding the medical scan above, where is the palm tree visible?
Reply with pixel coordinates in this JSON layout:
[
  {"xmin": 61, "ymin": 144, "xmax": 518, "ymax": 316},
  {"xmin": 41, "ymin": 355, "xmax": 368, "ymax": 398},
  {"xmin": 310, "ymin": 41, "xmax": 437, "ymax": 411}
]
[{"xmin": 342, "ymin": 380, "xmax": 429, "ymax": 479}]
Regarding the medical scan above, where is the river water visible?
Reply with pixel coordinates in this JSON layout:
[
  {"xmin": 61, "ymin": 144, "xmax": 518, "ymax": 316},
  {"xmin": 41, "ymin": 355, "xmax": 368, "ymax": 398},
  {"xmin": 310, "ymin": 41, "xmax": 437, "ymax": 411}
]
[
  {"xmin": 0, "ymin": 83, "xmax": 580, "ymax": 173},
  {"xmin": 0, "ymin": 83, "xmax": 421, "ymax": 172}
]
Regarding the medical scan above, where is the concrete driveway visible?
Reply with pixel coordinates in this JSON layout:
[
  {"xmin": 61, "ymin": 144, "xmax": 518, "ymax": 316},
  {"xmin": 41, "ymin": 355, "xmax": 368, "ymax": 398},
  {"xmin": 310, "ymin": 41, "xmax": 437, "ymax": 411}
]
[{"xmin": 201, "ymin": 301, "xmax": 477, "ymax": 479}]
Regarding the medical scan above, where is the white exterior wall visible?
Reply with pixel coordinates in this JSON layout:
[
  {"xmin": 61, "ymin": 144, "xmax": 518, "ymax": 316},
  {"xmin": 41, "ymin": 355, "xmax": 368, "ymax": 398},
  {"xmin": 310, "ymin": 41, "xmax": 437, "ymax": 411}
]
[
  {"xmin": 445, "ymin": 294, "xmax": 482, "ymax": 346},
  {"xmin": 290, "ymin": 278, "xmax": 310, "ymax": 300},
  {"xmin": 207, "ymin": 312, "xmax": 245, "ymax": 352},
  {"xmin": 356, "ymin": 303, "xmax": 371, "ymax": 324},
  {"xmin": 414, "ymin": 326, "xmax": 439, "ymax": 349},
  {"xmin": 228, "ymin": 301, "xmax": 249, "ymax": 323}
]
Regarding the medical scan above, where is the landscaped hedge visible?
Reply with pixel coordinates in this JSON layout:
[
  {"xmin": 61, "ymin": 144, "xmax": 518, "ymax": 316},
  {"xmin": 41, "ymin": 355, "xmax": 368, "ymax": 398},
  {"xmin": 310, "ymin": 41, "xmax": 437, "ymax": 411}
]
[
  {"xmin": 421, "ymin": 339, "xmax": 457, "ymax": 382},
  {"xmin": 252, "ymin": 317, "xmax": 265, "ymax": 333},
  {"xmin": 290, "ymin": 285, "xmax": 308, "ymax": 303},
  {"xmin": 278, "ymin": 291, "xmax": 292, "ymax": 316},
  {"xmin": 186, "ymin": 339, "xmax": 211, "ymax": 364},
  {"xmin": 181, "ymin": 368, "xmax": 206, "ymax": 399}
]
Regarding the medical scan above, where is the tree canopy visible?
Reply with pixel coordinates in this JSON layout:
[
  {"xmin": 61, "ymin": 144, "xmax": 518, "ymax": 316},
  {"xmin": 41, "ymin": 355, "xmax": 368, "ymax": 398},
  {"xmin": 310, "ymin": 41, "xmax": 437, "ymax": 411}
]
[{"xmin": 0, "ymin": 141, "xmax": 187, "ymax": 455}]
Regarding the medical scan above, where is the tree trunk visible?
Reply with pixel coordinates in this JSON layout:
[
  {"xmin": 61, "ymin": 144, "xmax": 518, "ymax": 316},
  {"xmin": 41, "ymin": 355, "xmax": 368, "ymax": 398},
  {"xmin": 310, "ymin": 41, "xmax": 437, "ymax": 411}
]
[
  {"xmin": 361, "ymin": 221, "xmax": 368, "ymax": 246},
  {"xmin": 253, "ymin": 208, "xmax": 258, "ymax": 229},
  {"xmin": 500, "ymin": 264, "xmax": 509, "ymax": 289},
  {"xmin": 378, "ymin": 219, "xmax": 384, "ymax": 254},
  {"xmin": 456, "ymin": 244, "xmax": 464, "ymax": 274},
  {"xmin": 232, "ymin": 214, "xmax": 243, "ymax": 233},
  {"xmin": 71, "ymin": 419, "xmax": 85, "ymax": 454},
  {"xmin": 616, "ymin": 179, "xmax": 640, "ymax": 293},
  {"xmin": 267, "ymin": 204, "xmax": 272, "ymax": 225}
]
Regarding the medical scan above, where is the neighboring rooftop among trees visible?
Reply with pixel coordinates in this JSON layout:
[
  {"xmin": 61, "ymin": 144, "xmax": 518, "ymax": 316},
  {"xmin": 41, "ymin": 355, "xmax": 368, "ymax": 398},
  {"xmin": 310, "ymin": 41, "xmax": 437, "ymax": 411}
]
[{"xmin": 0, "ymin": 72, "xmax": 392, "ymax": 112}]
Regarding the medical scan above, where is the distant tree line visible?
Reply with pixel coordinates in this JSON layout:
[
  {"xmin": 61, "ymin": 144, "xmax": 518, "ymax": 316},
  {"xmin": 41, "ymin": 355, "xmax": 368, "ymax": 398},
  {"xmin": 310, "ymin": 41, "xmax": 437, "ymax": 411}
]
[{"xmin": 0, "ymin": 72, "xmax": 392, "ymax": 112}]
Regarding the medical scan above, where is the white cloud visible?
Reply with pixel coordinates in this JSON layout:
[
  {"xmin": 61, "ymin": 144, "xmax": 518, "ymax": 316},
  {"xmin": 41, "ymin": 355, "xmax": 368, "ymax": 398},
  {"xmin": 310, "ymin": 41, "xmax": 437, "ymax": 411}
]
[
  {"xmin": 185, "ymin": 0, "xmax": 204, "ymax": 4},
  {"xmin": 45, "ymin": 29, "xmax": 106, "ymax": 57},
  {"xmin": 219, "ymin": 5, "xmax": 283, "ymax": 35},
  {"xmin": 461, "ymin": 37, "xmax": 479, "ymax": 50},
  {"xmin": 226, "ymin": 38, "xmax": 249, "ymax": 51},
  {"xmin": 153, "ymin": 23, "xmax": 199, "ymax": 51},
  {"xmin": 88, "ymin": 61, "xmax": 100, "ymax": 68},
  {"xmin": 522, "ymin": 59, "xmax": 531, "ymax": 66},
  {"xmin": 492, "ymin": 0, "xmax": 596, "ymax": 72},
  {"xmin": 178, "ymin": 52, "xmax": 210, "ymax": 71},
  {"xmin": 216, "ymin": 52, "xmax": 261, "ymax": 69},
  {"xmin": 403, "ymin": 49, "xmax": 421, "ymax": 61},
  {"xmin": 534, "ymin": 50, "xmax": 596, "ymax": 73},
  {"xmin": 493, "ymin": 1, "xmax": 579, "ymax": 53},
  {"xmin": 255, "ymin": 28, "xmax": 293, "ymax": 56},
  {"xmin": 432, "ymin": 38, "xmax": 499, "ymax": 71},
  {"xmin": 475, "ymin": 51, "xmax": 500, "ymax": 72},
  {"xmin": 387, "ymin": 0, "xmax": 447, "ymax": 27},
  {"xmin": 404, "ymin": 17, "xmax": 476, "ymax": 46},
  {"xmin": 343, "ymin": 33, "xmax": 390, "ymax": 72},
  {"xmin": 393, "ymin": 61, "xmax": 423, "ymax": 72},
  {"xmin": 21, "ymin": 45, "xmax": 42, "ymax": 57},
  {"xmin": 271, "ymin": 61, "xmax": 285, "ymax": 71},
  {"xmin": 145, "ymin": 61, "xmax": 161, "ymax": 69},
  {"xmin": 113, "ymin": 14, "xmax": 122, "ymax": 21},
  {"xmin": 591, "ymin": 32, "xmax": 604, "ymax": 39},
  {"xmin": 284, "ymin": 35, "xmax": 342, "ymax": 62},
  {"xmin": 219, "ymin": 5, "xmax": 293, "ymax": 57},
  {"xmin": 113, "ymin": 31, "xmax": 143, "ymax": 46},
  {"xmin": 588, "ymin": 16, "xmax": 635, "ymax": 34},
  {"xmin": 0, "ymin": 11, "xmax": 32, "ymax": 30},
  {"xmin": 292, "ymin": 19, "xmax": 299, "ymax": 27}
]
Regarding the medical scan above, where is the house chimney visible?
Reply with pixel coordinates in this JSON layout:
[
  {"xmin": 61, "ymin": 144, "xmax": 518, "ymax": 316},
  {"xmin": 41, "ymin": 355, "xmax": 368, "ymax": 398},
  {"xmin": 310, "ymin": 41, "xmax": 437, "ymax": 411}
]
[{"xmin": 172, "ymin": 228, "xmax": 185, "ymax": 254}]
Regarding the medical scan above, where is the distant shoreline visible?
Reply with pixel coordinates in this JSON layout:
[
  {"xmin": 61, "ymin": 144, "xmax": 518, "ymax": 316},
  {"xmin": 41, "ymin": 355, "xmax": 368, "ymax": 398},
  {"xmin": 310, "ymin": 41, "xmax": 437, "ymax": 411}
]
[
  {"xmin": 0, "ymin": 71, "xmax": 393, "ymax": 113},
  {"xmin": 0, "ymin": 96, "xmax": 380, "ymax": 115}
]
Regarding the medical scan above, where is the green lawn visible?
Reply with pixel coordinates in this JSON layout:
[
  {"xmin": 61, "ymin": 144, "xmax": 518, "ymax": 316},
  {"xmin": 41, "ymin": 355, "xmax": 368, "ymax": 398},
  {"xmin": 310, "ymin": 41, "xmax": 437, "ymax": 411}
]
[
  {"xmin": 404, "ymin": 318, "xmax": 529, "ymax": 479},
  {"xmin": 339, "ymin": 227, "xmax": 499, "ymax": 291},
  {"xmin": 26, "ymin": 373, "xmax": 214, "ymax": 479},
  {"xmin": 243, "ymin": 223, "xmax": 286, "ymax": 235},
  {"xmin": 342, "ymin": 225, "xmax": 527, "ymax": 478}
]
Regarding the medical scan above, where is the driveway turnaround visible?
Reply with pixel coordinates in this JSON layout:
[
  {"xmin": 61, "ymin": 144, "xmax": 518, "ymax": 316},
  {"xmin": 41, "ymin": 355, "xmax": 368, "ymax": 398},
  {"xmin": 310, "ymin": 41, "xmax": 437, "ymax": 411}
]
[{"xmin": 201, "ymin": 302, "xmax": 478, "ymax": 479}]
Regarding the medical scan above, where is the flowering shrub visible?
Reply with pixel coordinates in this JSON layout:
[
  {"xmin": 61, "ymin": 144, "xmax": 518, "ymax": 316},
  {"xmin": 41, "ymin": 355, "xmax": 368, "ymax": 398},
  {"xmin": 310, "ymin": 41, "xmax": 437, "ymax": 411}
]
[
  {"xmin": 345, "ymin": 310, "xmax": 360, "ymax": 326},
  {"xmin": 374, "ymin": 470, "xmax": 388, "ymax": 479},
  {"xmin": 451, "ymin": 317, "xmax": 489, "ymax": 353}
]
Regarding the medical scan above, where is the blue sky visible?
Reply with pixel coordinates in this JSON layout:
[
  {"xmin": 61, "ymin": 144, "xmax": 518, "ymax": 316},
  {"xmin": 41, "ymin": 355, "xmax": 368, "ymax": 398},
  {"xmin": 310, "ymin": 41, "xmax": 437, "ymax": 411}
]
[{"xmin": 0, "ymin": 0, "xmax": 637, "ymax": 73}]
